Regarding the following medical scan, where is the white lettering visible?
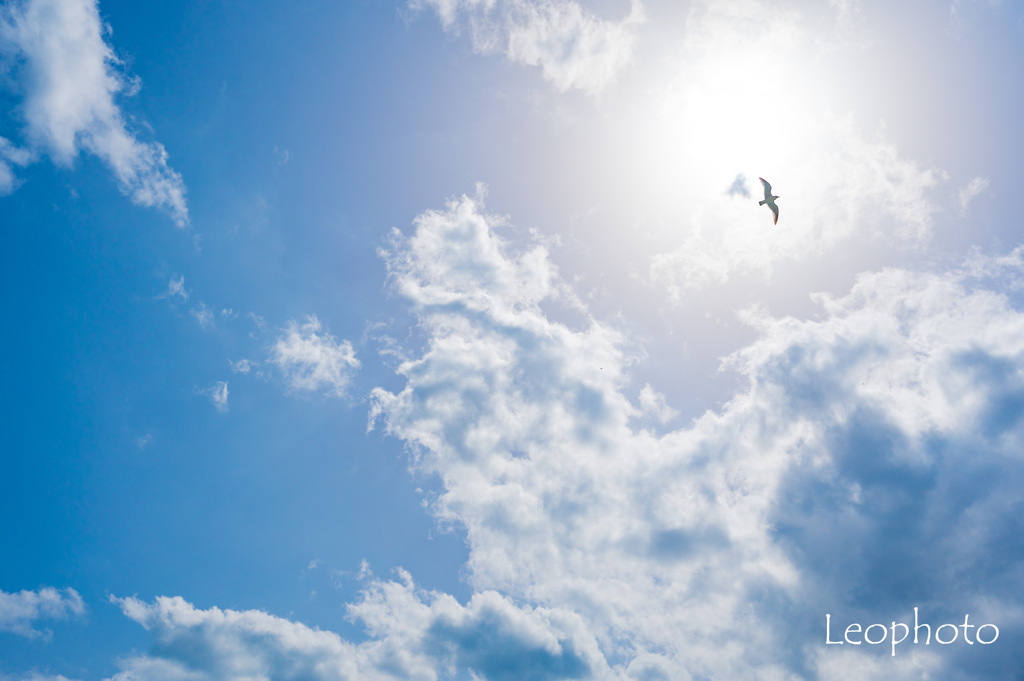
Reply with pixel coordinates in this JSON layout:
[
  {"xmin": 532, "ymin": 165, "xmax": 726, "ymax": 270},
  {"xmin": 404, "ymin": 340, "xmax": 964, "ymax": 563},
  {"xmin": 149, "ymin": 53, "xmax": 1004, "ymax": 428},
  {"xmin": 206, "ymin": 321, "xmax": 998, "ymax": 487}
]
[
  {"xmin": 864, "ymin": 623, "xmax": 887, "ymax": 645},
  {"xmin": 976, "ymin": 624, "xmax": 999, "ymax": 644},
  {"xmin": 825, "ymin": 614, "xmax": 843, "ymax": 645},
  {"xmin": 824, "ymin": 610, "xmax": 999, "ymax": 653},
  {"xmin": 935, "ymin": 623, "xmax": 958, "ymax": 644},
  {"xmin": 890, "ymin": 622, "xmax": 909, "ymax": 656},
  {"xmin": 914, "ymin": 607, "xmax": 930, "ymax": 644},
  {"xmin": 960, "ymin": 614, "xmax": 975, "ymax": 645}
]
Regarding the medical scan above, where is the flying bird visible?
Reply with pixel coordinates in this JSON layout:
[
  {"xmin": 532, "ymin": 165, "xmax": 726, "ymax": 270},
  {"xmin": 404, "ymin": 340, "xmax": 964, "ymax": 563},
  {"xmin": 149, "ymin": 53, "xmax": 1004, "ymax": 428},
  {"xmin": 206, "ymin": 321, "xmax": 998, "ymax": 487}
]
[{"xmin": 759, "ymin": 177, "xmax": 779, "ymax": 225}]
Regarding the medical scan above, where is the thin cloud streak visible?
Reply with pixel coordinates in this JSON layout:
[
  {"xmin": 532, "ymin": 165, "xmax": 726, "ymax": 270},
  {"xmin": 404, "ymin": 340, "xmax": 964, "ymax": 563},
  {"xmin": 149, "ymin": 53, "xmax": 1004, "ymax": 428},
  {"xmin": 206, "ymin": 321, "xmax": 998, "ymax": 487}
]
[{"xmin": 198, "ymin": 380, "xmax": 229, "ymax": 412}]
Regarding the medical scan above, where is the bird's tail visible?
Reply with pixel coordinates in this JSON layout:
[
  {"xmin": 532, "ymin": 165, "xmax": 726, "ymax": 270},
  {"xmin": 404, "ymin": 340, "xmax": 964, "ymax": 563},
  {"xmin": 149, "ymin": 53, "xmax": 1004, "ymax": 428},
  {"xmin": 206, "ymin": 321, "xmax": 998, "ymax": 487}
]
[{"xmin": 758, "ymin": 199, "xmax": 766, "ymax": 206}]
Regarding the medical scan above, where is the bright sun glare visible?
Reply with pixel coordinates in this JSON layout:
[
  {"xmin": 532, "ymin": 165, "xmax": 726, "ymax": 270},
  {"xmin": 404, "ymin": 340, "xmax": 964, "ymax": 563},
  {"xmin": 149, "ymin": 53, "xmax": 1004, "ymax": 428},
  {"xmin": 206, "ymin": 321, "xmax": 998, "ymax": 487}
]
[{"xmin": 619, "ymin": 10, "xmax": 822, "ymax": 225}]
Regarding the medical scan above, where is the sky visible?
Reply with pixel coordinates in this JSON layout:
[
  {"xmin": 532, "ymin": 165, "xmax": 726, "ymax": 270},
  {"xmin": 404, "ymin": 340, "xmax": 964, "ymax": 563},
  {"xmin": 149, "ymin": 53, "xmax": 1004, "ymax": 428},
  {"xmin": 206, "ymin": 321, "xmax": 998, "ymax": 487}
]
[{"xmin": 2, "ymin": 0, "xmax": 1024, "ymax": 679}]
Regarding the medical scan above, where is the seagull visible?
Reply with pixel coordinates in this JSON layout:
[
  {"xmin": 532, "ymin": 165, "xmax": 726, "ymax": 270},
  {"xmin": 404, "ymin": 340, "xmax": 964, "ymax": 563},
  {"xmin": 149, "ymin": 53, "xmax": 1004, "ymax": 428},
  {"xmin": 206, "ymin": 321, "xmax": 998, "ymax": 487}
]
[{"xmin": 759, "ymin": 177, "xmax": 779, "ymax": 225}]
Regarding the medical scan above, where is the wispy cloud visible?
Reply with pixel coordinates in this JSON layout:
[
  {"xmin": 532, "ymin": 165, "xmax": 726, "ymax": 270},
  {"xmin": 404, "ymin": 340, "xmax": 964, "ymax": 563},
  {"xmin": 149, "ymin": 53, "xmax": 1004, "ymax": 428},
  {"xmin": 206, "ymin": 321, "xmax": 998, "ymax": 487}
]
[
  {"xmin": 162, "ymin": 275, "xmax": 189, "ymax": 302},
  {"xmin": 726, "ymin": 173, "xmax": 750, "ymax": 198},
  {"xmin": 637, "ymin": 382, "xmax": 677, "ymax": 424},
  {"xmin": 0, "ymin": 587, "xmax": 84, "ymax": 639},
  {"xmin": 0, "ymin": 0, "xmax": 188, "ymax": 225},
  {"xmin": 229, "ymin": 358, "xmax": 254, "ymax": 375},
  {"xmin": 958, "ymin": 175, "xmax": 989, "ymax": 214},
  {"xmin": 158, "ymin": 276, "xmax": 220, "ymax": 330},
  {"xmin": 190, "ymin": 302, "xmax": 215, "ymax": 329},
  {"xmin": 411, "ymin": 0, "xmax": 644, "ymax": 94},
  {"xmin": 269, "ymin": 316, "xmax": 360, "ymax": 397},
  {"xmin": 0, "ymin": 135, "xmax": 35, "ymax": 194},
  {"xmin": 198, "ymin": 380, "xmax": 229, "ymax": 412}
]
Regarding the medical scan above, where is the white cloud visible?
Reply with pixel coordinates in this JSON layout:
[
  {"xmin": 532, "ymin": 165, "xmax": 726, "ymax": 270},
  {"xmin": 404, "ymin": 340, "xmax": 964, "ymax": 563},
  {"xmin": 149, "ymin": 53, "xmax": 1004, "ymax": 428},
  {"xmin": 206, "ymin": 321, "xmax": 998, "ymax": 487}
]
[
  {"xmin": 158, "ymin": 276, "xmax": 218, "ymax": 330},
  {"xmin": 0, "ymin": 0, "xmax": 188, "ymax": 225},
  {"xmin": 652, "ymin": 126, "xmax": 942, "ymax": 297},
  {"xmin": 269, "ymin": 316, "xmax": 360, "ymax": 397},
  {"xmin": 637, "ymin": 382, "xmax": 676, "ymax": 424},
  {"xmin": 108, "ymin": 583, "xmax": 610, "ymax": 681},
  {"xmin": 366, "ymin": 194, "xmax": 1024, "ymax": 679},
  {"xmin": 162, "ymin": 275, "xmax": 188, "ymax": 302},
  {"xmin": 647, "ymin": 109, "xmax": 942, "ymax": 302},
  {"xmin": 371, "ymin": 194, "xmax": 792, "ymax": 677},
  {"xmin": 958, "ymin": 175, "xmax": 989, "ymax": 214},
  {"xmin": 229, "ymin": 358, "xmax": 254, "ymax": 374},
  {"xmin": 411, "ymin": 0, "xmax": 644, "ymax": 94},
  {"xmin": 198, "ymin": 380, "xmax": 229, "ymax": 412},
  {"xmin": 111, "ymin": 594, "xmax": 367, "ymax": 681},
  {"xmin": 0, "ymin": 135, "xmax": 35, "ymax": 194},
  {"xmin": 594, "ymin": 0, "xmax": 945, "ymax": 299},
  {"xmin": 67, "ymin": 193, "xmax": 1024, "ymax": 680},
  {"xmin": 0, "ymin": 587, "xmax": 84, "ymax": 639},
  {"xmin": 248, "ymin": 312, "xmax": 267, "ymax": 335},
  {"xmin": 190, "ymin": 302, "xmax": 214, "ymax": 329}
]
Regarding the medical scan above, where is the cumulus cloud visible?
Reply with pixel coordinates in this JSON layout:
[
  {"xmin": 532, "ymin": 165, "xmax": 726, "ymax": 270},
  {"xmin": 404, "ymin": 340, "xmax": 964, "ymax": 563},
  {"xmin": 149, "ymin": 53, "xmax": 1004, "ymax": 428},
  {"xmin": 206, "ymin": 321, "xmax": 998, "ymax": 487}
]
[
  {"xmin": 106, "ymin": 580, "xmax": 608, "ymax": 681},
  {"xmin": 54, "ymin": 192, "xmax": 1023, "ymax": 680},
  {"xmin": 371, "ymin": 194, "xmax": 792, "ymax": 678},
  {"xmin": 0, "ymin": 587, "xmax": 84, "ymax": 639},
  {"xmin": 0, "ymin": 0, "xmax": 188, "ymax": 225},
  {"xmin": 410, "ymin": 0, "xmax": 644, "ymax": 94},
  {"xmin": 269, "ymin": 316, "xmax": 360, "ymax": 397},
  {"xmin": 365, "ymin": 194, "xmax": 1024, "ymax": 679}
]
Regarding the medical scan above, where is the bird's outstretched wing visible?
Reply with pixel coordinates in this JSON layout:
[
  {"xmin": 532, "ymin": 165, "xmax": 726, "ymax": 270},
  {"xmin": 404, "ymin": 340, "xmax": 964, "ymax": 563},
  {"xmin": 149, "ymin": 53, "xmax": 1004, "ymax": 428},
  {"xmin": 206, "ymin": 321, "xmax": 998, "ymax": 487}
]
[
  {"xmin": 769, "ymin": 202, "xmax": 779, "ymax": 225},
  {"xmin": 759, "ymin": 177, "xmax": 772, "ymax": 198}
]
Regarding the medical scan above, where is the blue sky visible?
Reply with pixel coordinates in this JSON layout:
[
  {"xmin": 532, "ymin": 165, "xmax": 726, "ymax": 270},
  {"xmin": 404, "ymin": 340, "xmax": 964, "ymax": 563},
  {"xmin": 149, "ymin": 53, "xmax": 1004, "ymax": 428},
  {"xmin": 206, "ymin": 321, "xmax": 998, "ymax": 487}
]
[{"xmin": 2, "ymin": 0, "xmax": 1024, "ymax": 679}]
